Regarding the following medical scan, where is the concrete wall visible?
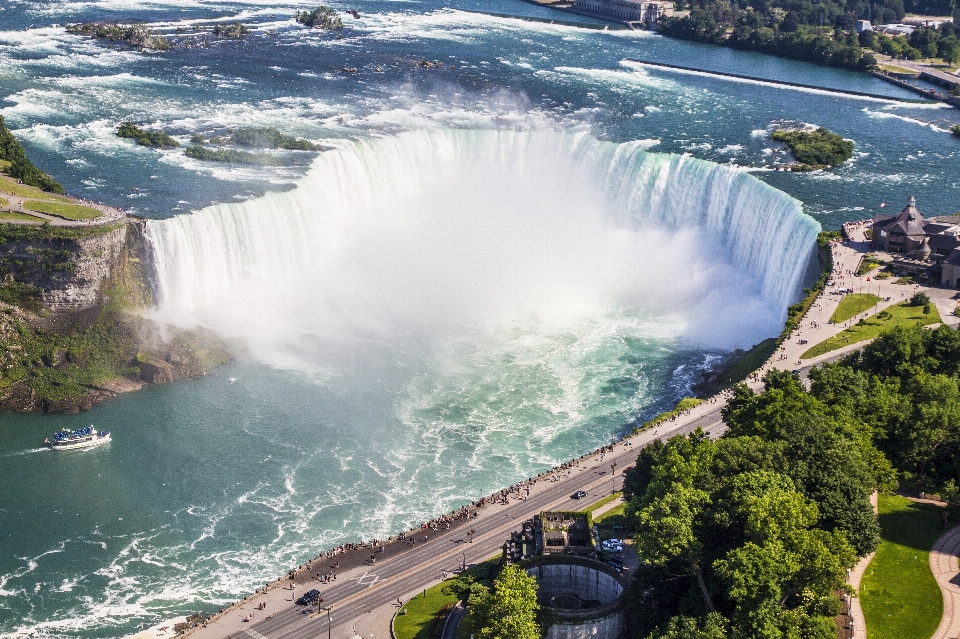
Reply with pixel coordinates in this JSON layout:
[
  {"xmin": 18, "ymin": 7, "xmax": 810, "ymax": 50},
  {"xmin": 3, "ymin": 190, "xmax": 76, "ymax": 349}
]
[
  {"xmin": 531, "ymin": 564, "xmax": 623, "ymax": 603},
  {"xmin": 527, "ymin": 561, "xmax": 625, "ymax": 639},
  {"xmin": 543, "ymin": 610, "xmax": 624, "ymax": 639}
]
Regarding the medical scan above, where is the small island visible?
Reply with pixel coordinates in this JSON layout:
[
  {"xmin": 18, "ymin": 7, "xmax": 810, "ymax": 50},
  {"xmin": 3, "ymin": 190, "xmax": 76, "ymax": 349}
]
[
  {"xmin": 771, "ymin": 127, "xmax": 854, "ymax": 171},
  {"xmin": 65, "ymin": 22, "xmax": 171, "ymax": 51},
  {"xmin": 115, "ymin": 123, "xmax": 322, "ymax": 164},
  {"xmin": 295, "ymin": 6, "xmax": 345, "ymax": 30},
  {"xmin": 117, "ymin": 122, "xmax": 180, "ymax": 148}
]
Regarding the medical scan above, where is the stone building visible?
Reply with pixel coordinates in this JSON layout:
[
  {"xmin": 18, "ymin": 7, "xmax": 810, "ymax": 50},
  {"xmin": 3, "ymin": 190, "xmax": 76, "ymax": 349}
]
[
  {"xmin": 573, "ymin": 0, "xmax": 673, "ymax": 22},
  {"xmin": 540, "ymin": 512, "xmax": 594, "ymax": 554},
  {"xmin": 870, "ymin": 197, "xmax": 960, "ymax": 286}
]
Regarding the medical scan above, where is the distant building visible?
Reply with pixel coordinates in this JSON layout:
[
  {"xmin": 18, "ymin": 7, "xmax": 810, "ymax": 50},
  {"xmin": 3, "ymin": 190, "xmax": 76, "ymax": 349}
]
[
  {"xmin": 874, "ymin": 23, "xmax": 915, "ymax": 36},
  {"xmin": 573, "ymin": 0, "xmax": 673, "ymax": 22},
  {"xmin": 855, "ymin": 19, "xmax": 873, "ymax": 32},
  {"xmin": 870, "ymin": 197, "xmax": 960, "ymax": 286}
]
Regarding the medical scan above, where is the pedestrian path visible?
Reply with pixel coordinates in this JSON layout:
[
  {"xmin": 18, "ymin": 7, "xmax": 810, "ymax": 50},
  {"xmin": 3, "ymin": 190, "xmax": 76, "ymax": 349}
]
[
  {"xmin": 929, "ymin": 525, "xmax": 960, "ymax": 639},
  {"xmin": 0, "ymin": 186, "xmax": 127, "ymax": 227}
]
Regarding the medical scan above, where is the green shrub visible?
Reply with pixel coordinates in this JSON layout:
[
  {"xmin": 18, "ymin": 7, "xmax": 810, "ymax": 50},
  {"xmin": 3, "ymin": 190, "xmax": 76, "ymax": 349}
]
[
  {"xmin": 229, "ymin": 127, "xmax": 320, "ymax": 150},
  {"xmin": 117, "ymin": 122, "xmax": 179, "ymax": 148},
  {"xmin": 185, "ymin": 145, "xmax": 282, "ymax": 165},
  {"xmin": 295, "ymin": 6, "xmax": 344, "ymax": 29}
]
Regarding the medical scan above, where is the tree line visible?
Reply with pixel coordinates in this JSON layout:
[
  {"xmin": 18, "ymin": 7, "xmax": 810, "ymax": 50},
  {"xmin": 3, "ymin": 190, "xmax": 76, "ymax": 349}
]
[
  {"xmin": 619, "ymin": 319, "xmax": 960, "ymax": 637},
  {"xmin": 657, "ymin": 0, "xmax": 960, "ymax": 71}
]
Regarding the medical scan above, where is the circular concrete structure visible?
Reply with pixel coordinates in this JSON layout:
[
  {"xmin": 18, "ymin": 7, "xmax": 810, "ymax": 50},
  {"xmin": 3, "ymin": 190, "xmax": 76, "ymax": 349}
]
[{"xmin": 526, "ymin": 557, "xmax": 626, "ymax": 639}]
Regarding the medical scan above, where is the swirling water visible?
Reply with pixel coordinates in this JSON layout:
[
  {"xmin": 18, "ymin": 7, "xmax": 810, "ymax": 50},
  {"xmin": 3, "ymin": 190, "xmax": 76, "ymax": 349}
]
[{"xmin": 1, "ymin": 0, "xmax": 959, "ymax": 637}]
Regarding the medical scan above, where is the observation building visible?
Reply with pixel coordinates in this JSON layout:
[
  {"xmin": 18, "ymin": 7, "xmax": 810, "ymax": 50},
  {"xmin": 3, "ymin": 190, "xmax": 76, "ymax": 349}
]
[{"xmin": 870, "ymin": 197, "xmax": 960, "ymax": 287}]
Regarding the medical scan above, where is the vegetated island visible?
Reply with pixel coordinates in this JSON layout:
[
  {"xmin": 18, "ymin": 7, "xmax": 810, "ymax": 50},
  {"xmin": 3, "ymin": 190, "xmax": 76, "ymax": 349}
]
[
  {"xmin": 296, "ymin": 6, "xmax": 345, "ymax": 29},
  {"xmin": 65, "ymin": 22, "xmax": 171, "ymax": 51},
  {"xmin": 117, "ymin": 122, "xmax": 180, "ymax": 148},
  {"xmin": 0, "ymin": 118, "xmax": 232, "ymax": 413},
  {"xmin": 952, "ymin": 124, "xmax": 960, "ymax": 137},
  {"xmin": 211, "ymin": 21, "xmax": 249, "ymax": 38},
  {"xmin": 771, "ymin": 127, "xmax": 854, "ymax": 170},
  {"xmin": 115, "ymin": 123, "xmax": 323, "ymax": 164}
]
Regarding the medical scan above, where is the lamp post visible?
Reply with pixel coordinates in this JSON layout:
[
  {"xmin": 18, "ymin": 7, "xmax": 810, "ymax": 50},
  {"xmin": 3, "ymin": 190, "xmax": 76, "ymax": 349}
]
[
  {"xmin": 610, "ymin": 461, "xmax": 618, "ymax": 494},
  {"xmin": 321, "ymin": 606, "xmax": 332, "ymax": 639}
]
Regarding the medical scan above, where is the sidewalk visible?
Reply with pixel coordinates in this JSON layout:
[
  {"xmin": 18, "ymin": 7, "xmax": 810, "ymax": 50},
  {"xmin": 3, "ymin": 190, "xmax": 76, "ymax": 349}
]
[{"xmin": 930, "ymin": 525, "xmax": 960, "ymax": 639}]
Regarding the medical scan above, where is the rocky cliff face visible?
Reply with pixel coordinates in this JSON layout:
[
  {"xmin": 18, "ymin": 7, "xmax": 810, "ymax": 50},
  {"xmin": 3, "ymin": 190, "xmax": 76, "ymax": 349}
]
[
  {"xmin": 0, "ymin": 221, "xmax": 142, "ymax": 310},
  {"xmin": 0, "ymin": 219, "xmax": 232, "ymax": 414}
]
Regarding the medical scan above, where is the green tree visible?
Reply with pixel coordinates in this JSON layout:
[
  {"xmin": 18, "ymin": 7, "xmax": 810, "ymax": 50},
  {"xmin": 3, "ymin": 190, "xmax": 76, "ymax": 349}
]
[{"xmin": 473, "ymin": 565, "xmax": 540, "ymax": 639}]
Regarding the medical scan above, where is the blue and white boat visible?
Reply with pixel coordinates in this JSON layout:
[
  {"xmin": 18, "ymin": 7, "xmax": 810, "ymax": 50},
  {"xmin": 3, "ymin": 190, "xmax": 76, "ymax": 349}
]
[{"xmin": 45, "ymin": 426, "xmax": 110, "ymax": 451}]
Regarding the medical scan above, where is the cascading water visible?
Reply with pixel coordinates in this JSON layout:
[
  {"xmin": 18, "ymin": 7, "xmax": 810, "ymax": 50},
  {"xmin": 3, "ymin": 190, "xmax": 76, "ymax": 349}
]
[{"xmin": 146, "ymin": 128, "xmax": 820, "ymax": 365}]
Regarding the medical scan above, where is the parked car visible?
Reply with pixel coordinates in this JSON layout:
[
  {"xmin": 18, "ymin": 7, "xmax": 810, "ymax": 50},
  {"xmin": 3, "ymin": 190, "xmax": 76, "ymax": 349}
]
[
  {"xmin": 296, "ymin": 589, "xmax": 321, "ymax": 605},
  {"xmin": 570, "ymin": 490, "xmax": 588, "ymax": 499},
  {"xmin": 601, "ymin": 539, "xmax": 623, "ymax": 551}
]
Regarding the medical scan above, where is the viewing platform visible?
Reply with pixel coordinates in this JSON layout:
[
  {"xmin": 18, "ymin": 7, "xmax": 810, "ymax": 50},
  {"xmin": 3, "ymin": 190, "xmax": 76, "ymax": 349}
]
[{"xmin": 0, "ymin": 174, "xmax": 127, "ymax": 228}]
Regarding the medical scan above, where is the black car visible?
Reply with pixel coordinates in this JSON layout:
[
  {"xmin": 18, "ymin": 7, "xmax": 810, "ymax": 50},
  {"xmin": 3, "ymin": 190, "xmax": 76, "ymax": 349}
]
[
  {"xmin": 296, "ymin": 589, "xmax": 321, "ymax": 605},
  {"xmin": 570, "ymin": 490, "xmax": 588, "ymax": 499}
]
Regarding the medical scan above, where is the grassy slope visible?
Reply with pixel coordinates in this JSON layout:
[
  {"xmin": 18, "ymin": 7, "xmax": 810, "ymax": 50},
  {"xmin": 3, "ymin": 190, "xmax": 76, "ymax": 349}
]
[
  {"xmin": 859, "ymin": 494, "xmax": 944, "ymax": 639},
  {"xmin": 0, "ymin": 175, "xmax": 70, "ymax": 202},
  {"xmin": 394, "ymin": 586, "xmax": 458, "ymax": 639},
  {"xmin": 0, "ymin": 210, "xmax": 43, "ymax": 222},
  {"xmin": 395, "ymin": 557, "xmax": 499, "ymax": 639},
  {"xmin": 802, "ymin": 302, "xmax": 941, "ymax": 359},
  {"xmin": 582, "ymin": 492, "xmax": 622, "ymax": 513},
  {"xmin": 24, "ymin": 200, "xmax": 100, "ymax": 221},
  {"xmin": 830, "ymin": 293, "xmax": 881, "ymax": 324},
  {"xmin": 636, "ymin": 397, "xmax": 704, "ymax": 432}
]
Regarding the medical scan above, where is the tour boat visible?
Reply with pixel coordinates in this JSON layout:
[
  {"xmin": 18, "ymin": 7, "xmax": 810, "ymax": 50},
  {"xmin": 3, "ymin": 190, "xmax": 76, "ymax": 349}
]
[{"xmin": 45, "ymin": 426, "xmax": 111, "ymax": 451}]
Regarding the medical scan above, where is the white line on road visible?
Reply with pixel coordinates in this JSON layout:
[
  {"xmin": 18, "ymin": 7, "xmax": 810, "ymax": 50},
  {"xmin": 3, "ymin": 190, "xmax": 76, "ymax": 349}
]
[{"xmin": 245, "ymin": 629, "xmax": 269, "ymax": 639}]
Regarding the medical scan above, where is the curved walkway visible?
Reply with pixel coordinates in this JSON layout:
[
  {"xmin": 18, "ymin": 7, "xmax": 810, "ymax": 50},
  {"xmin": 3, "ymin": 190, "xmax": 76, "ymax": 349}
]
[
  {"xmin": 930, "ymin": 525, "xmax": 960, "ymax": 639},
  {"xmin": 0, "ymin": 186, "xmax": 126, "ymax": 227}
]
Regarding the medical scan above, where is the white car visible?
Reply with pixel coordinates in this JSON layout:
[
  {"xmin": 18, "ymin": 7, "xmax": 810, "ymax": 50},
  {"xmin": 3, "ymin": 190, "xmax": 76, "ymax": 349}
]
[{"xmin": 601, "ymin": 539, "xmax": 623, "ymax": 551}]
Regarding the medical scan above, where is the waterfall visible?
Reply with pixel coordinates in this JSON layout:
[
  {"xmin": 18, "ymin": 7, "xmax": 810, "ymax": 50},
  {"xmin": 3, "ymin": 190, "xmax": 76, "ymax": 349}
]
[{"xmin": 146, "ymin": 129, "xmax": 819, "ymax": 360}]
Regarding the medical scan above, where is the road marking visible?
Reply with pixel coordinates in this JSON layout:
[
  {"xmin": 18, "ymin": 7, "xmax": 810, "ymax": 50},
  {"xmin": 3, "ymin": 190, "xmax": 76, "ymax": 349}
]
[
  {"xmin": 347, "ymin": 571, "xmax": 381, "ymax": 588},
  {"xmin": 245, "ymin": 629, "xmax": 269, "ymax": 639}
]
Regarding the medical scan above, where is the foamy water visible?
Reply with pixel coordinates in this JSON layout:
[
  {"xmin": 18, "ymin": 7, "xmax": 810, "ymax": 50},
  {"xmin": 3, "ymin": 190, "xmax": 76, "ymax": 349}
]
[{"xmin": 1, "ymin": 0, "xmax": 958, "ymax": 637}]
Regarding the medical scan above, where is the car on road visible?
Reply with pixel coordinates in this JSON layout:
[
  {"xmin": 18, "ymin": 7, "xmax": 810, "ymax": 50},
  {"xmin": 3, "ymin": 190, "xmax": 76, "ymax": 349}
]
[
  {"xmin": 296, "ymin": 589, "xmax": 321, "ymax": 605},
  {"xmin": 570, "ymin": 490, "xmax": 588, "ymax": 499}
]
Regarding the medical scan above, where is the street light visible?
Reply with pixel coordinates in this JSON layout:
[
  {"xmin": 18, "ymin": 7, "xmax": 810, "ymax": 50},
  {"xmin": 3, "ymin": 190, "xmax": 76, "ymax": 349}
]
[
  {"xmin": 610, "ymin": 461, "xmax": 618, "ymax": 494},
  {"xmin": 321, "ymin": 606, "xmax": 332, "ymax": 639}
]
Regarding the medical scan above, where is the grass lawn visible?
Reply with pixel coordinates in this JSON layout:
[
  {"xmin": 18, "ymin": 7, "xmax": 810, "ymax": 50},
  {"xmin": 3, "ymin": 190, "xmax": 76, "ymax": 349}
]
[
  {"xmin": 859, "ymin": 494, "xmax": 944, "ymax": 639},
  {"xmin": 595, "ymin": 503, "xmax": 627, "ymax": 522},
  {"xmin": 802, "ymin": 302, "xmax": 940, "ymax": 359},
  {"xmin": 582, "ymin": 492, "xmax": 622, "ymax": 513},
  {"xmin": 394, "ymin": 584, "xmax": 458, "ymax": 639},
  {"xmin": 0, "ymin": 196, "xmax": 7, "ymax": 208},
  {"xmin": 395, "ymin": 556, "xmax": 499, "ymax": 639},
  {"xmin": 0, "ymin": 175, "xmax": 70, "ymax": 202},
  {"xmin": 0, "ymin": 210, "xmax": 44, "ymax": 222},
  {"xmin": 830, "ymin": 293, "xmax": 881, "ymax": 324},
  {"xmin": 24, "ymin": 200, "xmax": 100, "ymax": 221}
]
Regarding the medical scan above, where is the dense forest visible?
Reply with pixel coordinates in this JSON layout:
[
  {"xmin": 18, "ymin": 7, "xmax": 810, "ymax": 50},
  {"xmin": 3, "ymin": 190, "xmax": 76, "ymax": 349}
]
[
  {"xmin": 658, "ymin": 0, "xmax": 960, "ymax": 71},
  {"xmin": 621, "ymin": 322, "xmax": 960, "ymax": 638}
]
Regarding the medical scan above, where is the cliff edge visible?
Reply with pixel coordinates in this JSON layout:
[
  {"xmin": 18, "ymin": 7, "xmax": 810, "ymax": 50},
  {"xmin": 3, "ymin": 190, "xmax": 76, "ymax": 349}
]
[{"xmin": 0, "ymin": 219, "xmax": 233, "ymax": 414}]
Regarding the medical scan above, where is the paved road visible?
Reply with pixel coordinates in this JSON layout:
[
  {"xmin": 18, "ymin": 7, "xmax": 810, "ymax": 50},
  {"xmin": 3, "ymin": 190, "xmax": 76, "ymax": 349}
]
[{"xmin": 187, "ymin": 409, "xmax": 726, "ymax": 639}]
